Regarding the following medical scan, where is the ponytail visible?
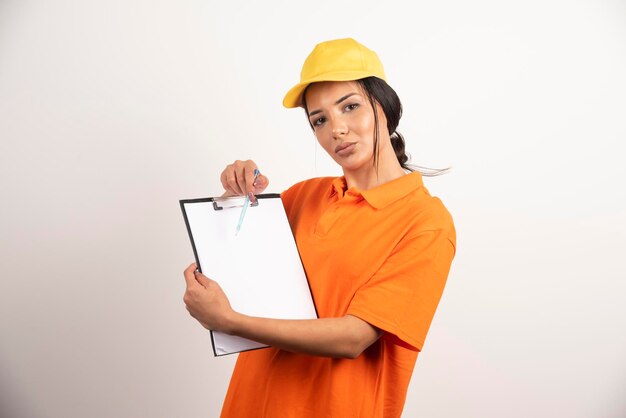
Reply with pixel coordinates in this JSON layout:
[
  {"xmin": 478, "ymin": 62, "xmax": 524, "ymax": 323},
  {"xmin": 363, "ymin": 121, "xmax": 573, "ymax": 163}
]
[{"xmin": 390, "ymin": 131, "xmax": 409, "ymax": 169}]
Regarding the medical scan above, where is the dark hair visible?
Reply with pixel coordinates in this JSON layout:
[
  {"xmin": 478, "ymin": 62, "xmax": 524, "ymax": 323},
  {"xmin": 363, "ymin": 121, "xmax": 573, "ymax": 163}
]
[
  {"xmin": 355, "ymin": 77, "xmax": 408, "ymax": 171},
  {"xmin": 302, "ymin": 77, "xmax": 449, "ymax": 176}
]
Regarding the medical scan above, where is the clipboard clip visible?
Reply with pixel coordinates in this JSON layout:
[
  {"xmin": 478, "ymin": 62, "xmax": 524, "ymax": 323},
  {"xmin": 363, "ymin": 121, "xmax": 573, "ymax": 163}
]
[{"xmin": 212, "ymin": 196, "xmax": 260, "ymax": 211}]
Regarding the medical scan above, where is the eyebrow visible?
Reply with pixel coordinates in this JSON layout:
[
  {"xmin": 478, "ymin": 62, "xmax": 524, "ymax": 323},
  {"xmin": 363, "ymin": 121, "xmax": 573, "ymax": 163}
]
[{"xmin": 307, "ymin": 92, "xmax": 359, "ymax": 117}]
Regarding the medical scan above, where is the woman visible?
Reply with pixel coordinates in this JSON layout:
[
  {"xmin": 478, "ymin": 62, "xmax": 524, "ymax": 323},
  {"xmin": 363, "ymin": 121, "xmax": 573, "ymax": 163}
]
[{"xmin": 183, "ymin": 38, "xmax": 456, "ymax": 418}]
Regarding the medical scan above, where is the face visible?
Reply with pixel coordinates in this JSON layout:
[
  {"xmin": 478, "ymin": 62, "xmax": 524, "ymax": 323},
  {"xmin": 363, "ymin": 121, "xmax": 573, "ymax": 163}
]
[{"xmin": 304, "ymin": 81, "xmax": 390, "ymax": 176}]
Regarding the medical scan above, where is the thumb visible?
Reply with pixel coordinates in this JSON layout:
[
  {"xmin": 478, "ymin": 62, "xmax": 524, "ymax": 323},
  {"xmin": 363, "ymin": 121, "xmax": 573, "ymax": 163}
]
[
  {"xmin": 253, "ymin": 174, "xmax": 269, "ymax": 194},
  {"xmin": 193, "ymin": 270, "xmax": 213, "ymax": 288}
]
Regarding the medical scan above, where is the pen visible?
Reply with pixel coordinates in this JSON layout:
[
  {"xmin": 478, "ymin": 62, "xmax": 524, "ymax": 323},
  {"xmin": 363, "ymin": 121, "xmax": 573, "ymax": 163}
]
[{"xmin": 235, "ymin": 168, "xmax": 259, "ymax": 236}]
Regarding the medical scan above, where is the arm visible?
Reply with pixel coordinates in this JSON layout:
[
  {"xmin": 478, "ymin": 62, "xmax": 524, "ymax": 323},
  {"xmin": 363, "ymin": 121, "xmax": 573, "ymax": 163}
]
[{"xmin": 183, "ymin": 264, "xmax": 382, "ymax": 359}]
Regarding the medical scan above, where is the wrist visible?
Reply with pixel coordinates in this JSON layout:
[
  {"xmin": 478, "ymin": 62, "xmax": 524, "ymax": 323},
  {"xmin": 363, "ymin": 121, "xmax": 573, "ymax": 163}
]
[{"xmin": 223, "ymin": 311, "xmax": 245, "ymax": 335}]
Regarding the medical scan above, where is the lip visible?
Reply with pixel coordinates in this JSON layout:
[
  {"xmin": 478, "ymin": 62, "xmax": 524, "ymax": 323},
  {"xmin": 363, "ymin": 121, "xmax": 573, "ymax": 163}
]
[{"xmin": 334, "ymin": 142, "xmax": 356, "ymax": 155}]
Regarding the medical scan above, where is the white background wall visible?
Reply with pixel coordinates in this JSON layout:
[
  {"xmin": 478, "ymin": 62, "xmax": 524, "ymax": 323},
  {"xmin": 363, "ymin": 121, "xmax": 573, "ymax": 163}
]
[{"xmin": 1, "ymin": 1, "xmax": 625, "ymax": 417}]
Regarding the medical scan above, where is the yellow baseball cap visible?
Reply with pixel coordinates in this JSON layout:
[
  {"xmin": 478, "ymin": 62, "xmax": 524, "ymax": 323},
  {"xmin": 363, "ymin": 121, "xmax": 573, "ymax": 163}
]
[{"xmin": 282, "ymin": 38, "xmax": 387, "ymax": 108}]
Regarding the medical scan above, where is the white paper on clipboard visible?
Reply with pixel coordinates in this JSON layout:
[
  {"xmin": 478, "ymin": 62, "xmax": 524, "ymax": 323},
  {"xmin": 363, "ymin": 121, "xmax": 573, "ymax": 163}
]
[{"xmin": 180, "ymin": 193, "xmax": 318, "ymax": 356}]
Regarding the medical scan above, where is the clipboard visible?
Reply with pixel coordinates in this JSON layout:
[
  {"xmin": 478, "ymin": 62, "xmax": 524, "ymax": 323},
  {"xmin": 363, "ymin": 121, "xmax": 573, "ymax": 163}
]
[{"xmin": 180, "ymin": 194, "xmax": 318, "ymax": 356}]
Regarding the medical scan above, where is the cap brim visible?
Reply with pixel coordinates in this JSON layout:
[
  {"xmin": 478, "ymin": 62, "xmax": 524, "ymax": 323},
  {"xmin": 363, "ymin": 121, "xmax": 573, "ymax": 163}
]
[{"xmin": 282, "ymin": 71, "xmax": 386, "ymax": 108}]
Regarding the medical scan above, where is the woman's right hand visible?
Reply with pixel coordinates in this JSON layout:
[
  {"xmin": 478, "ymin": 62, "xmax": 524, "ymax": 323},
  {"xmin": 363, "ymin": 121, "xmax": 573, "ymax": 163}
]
[{"xmin": 220, "ymin": 160, "xmax": 270, "ymax": 197}]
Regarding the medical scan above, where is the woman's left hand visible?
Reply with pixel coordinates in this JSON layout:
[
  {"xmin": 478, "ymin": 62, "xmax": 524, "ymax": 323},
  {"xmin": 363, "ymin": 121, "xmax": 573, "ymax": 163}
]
[{"xmin": 183, "ymin": 263, "xmax": 235, "ymax": 333}]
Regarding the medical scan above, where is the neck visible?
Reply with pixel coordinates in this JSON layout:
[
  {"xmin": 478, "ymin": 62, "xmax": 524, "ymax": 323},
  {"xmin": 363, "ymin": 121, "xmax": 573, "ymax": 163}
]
[{"xmin": 343, "ymin": 147, "xmax": 406, "ymax": 190}]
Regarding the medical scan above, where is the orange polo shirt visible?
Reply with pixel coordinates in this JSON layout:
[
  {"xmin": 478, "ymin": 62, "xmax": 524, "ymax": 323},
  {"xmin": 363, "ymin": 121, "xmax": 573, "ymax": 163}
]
[{"xmin": 221, "ymin": 172, "xmax": 456, "ymax": 418}]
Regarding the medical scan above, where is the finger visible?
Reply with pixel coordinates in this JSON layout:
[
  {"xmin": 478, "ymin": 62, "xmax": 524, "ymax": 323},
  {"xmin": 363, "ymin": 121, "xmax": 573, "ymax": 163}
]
[
  {"xmin": 193, "ymin": 270, "xmax": 213, "ymax": 288},
  {"xmin": 220, "ymin": 168, "xmax": 235, "ymax": 195},
  {"xmin": 183, "ymin": 263, "xmax": 199, "ymax": 288},
  {"xmin": 253, "ymin": 174, "xmax": 269, "ymax": 194},
  {"xmin": 244, "ymin": 164, "xmax": 259, "ymax": 195},
  {"xmin": 223, "ymin": 166, "xmax": 244, "ymax": 195},
  {"xmin": 234, "ymin": 161, "xmax": 248, "ymax": 195}
]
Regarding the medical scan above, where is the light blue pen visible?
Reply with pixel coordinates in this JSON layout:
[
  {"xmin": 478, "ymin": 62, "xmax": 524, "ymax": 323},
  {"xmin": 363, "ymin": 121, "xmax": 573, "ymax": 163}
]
[{"xmin": 235, "ymin": 168, "xmax": 260, "ymax": 236}]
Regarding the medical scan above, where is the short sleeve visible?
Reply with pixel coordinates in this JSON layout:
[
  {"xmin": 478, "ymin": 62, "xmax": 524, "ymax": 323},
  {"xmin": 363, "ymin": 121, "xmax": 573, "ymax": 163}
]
[{"xmin": 346, "ymin": 228, "xmax": 456, "ymax": 351}]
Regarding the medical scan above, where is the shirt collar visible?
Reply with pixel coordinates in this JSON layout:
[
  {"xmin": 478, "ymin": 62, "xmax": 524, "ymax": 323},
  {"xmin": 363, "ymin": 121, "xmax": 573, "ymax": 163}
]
[{"xmin": 329, "ymin": 172, "xmax": 423, "ymax": 209}]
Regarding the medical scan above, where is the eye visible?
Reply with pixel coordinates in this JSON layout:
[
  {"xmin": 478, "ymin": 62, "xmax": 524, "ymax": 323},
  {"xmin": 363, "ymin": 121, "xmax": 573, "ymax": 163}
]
[
  {"xmin": 312, "ymin": 116, "xmax": 326, "ymax": 127},
  {"xmin": 344, "ymin": 103, "xmax": 359, "ymax": 112}
]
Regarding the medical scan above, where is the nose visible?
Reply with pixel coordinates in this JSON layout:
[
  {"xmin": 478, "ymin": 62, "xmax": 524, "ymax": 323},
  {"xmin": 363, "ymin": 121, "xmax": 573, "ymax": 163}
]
[{"xmin": 330, "ymin": 116, "xmax": 348, "ymax": 138}]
